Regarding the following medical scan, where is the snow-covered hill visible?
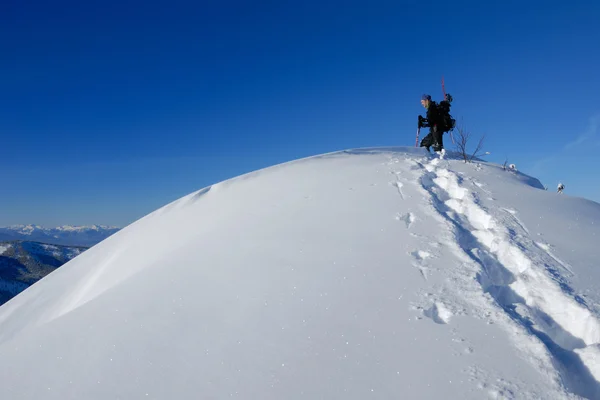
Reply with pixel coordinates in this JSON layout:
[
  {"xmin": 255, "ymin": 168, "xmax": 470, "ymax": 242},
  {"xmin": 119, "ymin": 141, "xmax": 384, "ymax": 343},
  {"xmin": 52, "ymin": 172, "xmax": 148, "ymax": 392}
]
[
  {"xmin": 0, "ymin": 241, "xmax": 86, "ymax": 306},
  {"xmin": 0, "ymin": 225, "xmax": 120, "ymax": 246},
  {"xmin": 0, "ymin": 147, "xmax": 599, "ymax": 399}
]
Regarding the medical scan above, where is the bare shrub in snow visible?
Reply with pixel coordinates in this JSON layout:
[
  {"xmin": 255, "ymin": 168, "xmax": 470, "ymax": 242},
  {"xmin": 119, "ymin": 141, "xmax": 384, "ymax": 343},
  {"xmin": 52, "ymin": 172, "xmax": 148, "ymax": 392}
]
[{"xmin": 454, "ymin": 121, "xmax": 486, "ymax": 163}]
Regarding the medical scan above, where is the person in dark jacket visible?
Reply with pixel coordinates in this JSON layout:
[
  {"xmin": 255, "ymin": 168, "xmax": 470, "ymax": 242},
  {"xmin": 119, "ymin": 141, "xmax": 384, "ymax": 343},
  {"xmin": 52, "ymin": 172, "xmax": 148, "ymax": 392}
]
[{"xmin": 418, "ymin": 94, "xmax": 444, "ymax": 152}]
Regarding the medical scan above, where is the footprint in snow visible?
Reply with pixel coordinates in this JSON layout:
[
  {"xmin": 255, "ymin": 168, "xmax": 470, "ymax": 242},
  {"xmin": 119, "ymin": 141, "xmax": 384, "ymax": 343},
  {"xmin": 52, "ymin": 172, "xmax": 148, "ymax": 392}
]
[
  {"xmin": 410, "ymin": 250, "xmax": 433, "ymax": 281},
  {"xmin": 395, "ymin": 212, "xmax": 415, "ymax": 228},
  {"xmin": 411, "ymin": 250, "xmax": 432, "ymax": 261},
  {"xmin": 423, "ymin": 302, "xmax": 453, "ymax": 324},
  {"xmin": 390, "ymin": 181, "xmax": 405, "ymax": 199},
  {"xmin": 405, "ymin": 159, "xmax": 424, "ymax": 170}
]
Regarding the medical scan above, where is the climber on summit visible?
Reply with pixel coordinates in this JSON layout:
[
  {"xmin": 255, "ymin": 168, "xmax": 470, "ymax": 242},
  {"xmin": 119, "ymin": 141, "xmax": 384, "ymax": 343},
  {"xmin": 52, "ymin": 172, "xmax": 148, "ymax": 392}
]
[{"xmin": 418, "ymin": 94, "xmax": 444, "ymax": 152}]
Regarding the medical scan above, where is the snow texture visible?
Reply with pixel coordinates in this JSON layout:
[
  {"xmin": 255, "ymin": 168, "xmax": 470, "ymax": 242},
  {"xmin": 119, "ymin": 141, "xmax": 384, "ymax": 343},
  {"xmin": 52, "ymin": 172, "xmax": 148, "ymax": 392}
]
[{"xmin": 0, "ymin": 147, "xmax": 599, "ymax": 399}]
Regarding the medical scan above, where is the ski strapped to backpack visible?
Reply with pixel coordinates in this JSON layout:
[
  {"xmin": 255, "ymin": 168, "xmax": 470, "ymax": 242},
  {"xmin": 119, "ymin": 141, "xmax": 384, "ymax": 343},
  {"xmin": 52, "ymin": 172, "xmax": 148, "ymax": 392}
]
[
  {"xmin": 441, "ymin": 76, "xmax": 456, "ymax": 144},
  {"xmin": 437, "ymin": 93, "xmax": 456, "ymax": 133}
]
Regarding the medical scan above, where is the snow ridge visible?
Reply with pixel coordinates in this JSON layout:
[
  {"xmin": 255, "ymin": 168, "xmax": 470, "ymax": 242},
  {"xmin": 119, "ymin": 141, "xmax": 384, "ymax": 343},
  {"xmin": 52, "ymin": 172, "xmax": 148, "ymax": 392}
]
[
  {"xmin": 418, "ymin": 155, "xmax": 600, "ymax": 398},
  {"xmin": 0, "ymin": 147, "xmax": 597, "ymax": 399}
]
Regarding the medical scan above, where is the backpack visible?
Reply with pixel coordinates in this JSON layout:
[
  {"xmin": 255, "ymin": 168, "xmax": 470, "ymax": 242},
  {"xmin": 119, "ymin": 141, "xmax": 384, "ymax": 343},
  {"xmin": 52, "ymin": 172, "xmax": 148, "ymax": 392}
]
[{"xmin": 438, "ymin": 93, "xmax": 456, "ymax": 132}]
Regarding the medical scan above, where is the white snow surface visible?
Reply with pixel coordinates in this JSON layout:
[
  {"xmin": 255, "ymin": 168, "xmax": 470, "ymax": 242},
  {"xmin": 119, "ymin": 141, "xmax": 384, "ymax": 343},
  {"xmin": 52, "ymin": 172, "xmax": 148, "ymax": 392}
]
[{"xmin": 0, "ymin": 147, "xmax": 599, "ymax": 399}]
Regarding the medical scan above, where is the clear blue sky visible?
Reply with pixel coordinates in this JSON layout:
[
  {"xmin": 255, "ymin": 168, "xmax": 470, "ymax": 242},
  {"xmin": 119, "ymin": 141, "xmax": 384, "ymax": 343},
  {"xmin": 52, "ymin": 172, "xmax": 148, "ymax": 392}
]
[{"xmin": 2, "ymin": 0, "xmax": 599, "ymax": 227}]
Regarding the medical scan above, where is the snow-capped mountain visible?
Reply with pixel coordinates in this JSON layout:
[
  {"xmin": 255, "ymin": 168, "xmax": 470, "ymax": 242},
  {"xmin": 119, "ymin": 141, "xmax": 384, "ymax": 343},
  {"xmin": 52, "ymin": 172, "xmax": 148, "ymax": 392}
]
[
  {"xmin": 0, "ymin": 225, "xmax": 120, "ymax": 246},
  {"xmin": 0, "ymin": 225, "xmax": 114, "ymax": 305},
  {"xmin": 0, "ymin": 147, "xmax": 599, "ymax": 399},
  {"xmin": 0, "ymin": 241, "xmax": 86, "ymax": 306}
]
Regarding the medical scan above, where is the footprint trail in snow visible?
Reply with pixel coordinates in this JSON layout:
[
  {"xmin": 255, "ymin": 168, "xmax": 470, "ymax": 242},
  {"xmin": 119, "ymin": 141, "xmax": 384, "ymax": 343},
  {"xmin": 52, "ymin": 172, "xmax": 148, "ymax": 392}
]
[{"xmin": 412, "ymin": 154, "xmax": 600, "ymax": 398}]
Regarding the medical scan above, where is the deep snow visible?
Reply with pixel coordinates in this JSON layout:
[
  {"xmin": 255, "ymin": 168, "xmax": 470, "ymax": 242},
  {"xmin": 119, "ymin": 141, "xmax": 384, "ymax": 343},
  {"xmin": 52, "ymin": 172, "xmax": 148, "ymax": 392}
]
[{"xmin": 0, "ymin": 147, "xmax": 599, "ymax": 399}]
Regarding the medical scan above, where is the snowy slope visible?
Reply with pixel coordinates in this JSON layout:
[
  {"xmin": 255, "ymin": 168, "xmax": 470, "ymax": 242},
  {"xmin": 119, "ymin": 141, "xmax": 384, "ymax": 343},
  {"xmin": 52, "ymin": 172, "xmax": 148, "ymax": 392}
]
[
  {"xmin": 0, "ymin": 147, "xmax": 599, "ymax": 399},
  {"xmin": 0, "ymin": 225, "xmax": 119, "ymax": 246}
]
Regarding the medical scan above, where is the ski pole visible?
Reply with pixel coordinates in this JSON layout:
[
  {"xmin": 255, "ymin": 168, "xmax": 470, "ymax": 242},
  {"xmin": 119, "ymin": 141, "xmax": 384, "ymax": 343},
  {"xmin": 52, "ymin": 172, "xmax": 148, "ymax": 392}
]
[{"xmin": 415, "ymin": 126, "xmax": 421, "ymax": 147}]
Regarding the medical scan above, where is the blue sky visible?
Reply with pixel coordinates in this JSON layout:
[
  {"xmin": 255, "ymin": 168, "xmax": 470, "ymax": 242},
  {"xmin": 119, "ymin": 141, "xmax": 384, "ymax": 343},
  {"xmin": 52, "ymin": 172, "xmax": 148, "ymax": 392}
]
[{"xmin": 2, "ymin": 0, "xmax": 599, "ymax": 227}]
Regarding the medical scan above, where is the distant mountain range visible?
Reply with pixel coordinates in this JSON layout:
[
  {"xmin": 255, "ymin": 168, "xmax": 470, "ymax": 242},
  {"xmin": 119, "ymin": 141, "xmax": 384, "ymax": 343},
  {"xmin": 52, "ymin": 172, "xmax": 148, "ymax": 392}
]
[
  {"xmin": 0, "ymin": 225, "xmax": 120, "ymax": 246},
  {"xmin": 0, "ymin": 225, "xmax": 120, "ymax": 305},
  {"xmin": 0, "ymin": 241, "xmax": 87, "ymax": 305}
]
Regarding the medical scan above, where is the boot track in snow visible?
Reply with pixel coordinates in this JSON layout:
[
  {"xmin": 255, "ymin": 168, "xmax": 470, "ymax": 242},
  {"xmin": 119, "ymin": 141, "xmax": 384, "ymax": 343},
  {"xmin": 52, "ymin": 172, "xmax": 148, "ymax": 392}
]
[{"xmin": 412, "ymin": 155, "xmax": 600, "ymax": 399}]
